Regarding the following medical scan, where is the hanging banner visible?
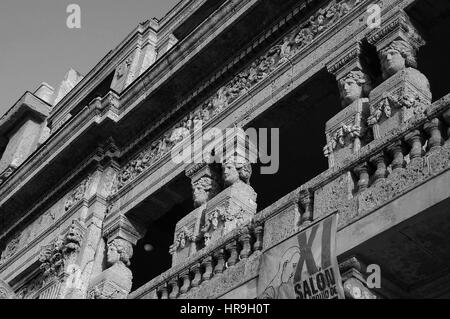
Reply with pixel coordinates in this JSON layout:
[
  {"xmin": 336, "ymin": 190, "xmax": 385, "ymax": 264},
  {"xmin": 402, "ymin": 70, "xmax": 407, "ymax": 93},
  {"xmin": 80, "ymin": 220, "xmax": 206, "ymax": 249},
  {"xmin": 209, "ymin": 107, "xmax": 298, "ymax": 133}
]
[{"xmin": 258, "ymin": 212, "xmax": 344, "ymax": 299}]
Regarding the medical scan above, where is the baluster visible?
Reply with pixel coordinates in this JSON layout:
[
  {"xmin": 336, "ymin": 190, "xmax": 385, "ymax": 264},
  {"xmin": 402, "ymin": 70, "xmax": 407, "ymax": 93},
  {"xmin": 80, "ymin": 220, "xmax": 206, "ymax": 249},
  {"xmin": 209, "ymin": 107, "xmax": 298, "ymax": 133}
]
[
  {"xmin": 353, "ymin": 163, "xmax": 369, "ymax": 192},
  {"xmin": 158, "ymin": 284, "xmax": 168, "ymax": 300},
  {"xmin": 202, "ymin": 256, "xmax": 213, "ymax": 281},
  {"xmin": 424, "ymin": 118, "xmax": 443, "ymax": 152},
  {"xmin": 168, "ymin": 277, "xmax": 179, "ymax": 299},
  {"xmin": 387, "ymin": 141, "xmax": 405, "ymax": 172},
  {"xmin": 405, "ymin": 130, "xmax": 424, "ymax": 161},
  {"xmin": 253, "ymin": 225, "xmax": 264, "ymax": 252},
  {"xmin": 299, "ymin": 189, "xmax": 313, "ymax": 225},
  {"xmin": 225, "ymin": 241, "xmax": 238, "ymax": 268},
  {"xmin": 213, "ymin": 249, "xmax": 226, "ymax": 275},
  {"xmin": 442, "ymin": 109, "xmax": 450, "ymax": 141},
  {"xmin": 179, "ymin": 270, "xmax": 191, "ymax": 295},
  {"xmin": 370, "ymin": 153, "xmax": 387, "ymax": 185},
  {"xmin": 190, "ymin": 263, "xmax": 202, "ymax": 288},
  {"xmin": 239, "ymin": 231, "xmax": 252, "ymax": 260}
]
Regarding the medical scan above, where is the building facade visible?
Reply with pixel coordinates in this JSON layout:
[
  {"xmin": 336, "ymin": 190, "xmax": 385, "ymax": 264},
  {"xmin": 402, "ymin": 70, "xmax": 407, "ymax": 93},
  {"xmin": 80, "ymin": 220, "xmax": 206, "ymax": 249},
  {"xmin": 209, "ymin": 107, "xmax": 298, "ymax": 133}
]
[{"xmin": 1, "ymin": 0, "xmax": 450, "ymax": 299}]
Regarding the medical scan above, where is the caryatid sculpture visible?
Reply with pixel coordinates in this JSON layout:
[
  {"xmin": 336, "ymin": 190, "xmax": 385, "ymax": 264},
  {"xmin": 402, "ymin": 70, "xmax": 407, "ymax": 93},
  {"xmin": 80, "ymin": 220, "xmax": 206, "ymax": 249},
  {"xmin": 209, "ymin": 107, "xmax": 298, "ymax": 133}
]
[
  {"xmin": 106, "ymin": 239, "xmax": 133, "ymax": 268},
  {"xmin": 87, "ymin": 238, "xmax": 134, "ymax": 299},
  {"xmin": 192, "ymin": 175, "xmax": 220, "ymax": 208},
  {"xmin": 380, "ymin": 40, "xmax": 417, "ymax": 80},
  {"xmin": 367, "ymin": 11, "xmax": 432, "ymax": 139},
  {"xmin": 222, "ymin": 155, "xmax": 252, "ymax": 188},
  {"xmin": 200, "ymin": 155, "xmax": 257, "ymax": 245},
  {"xmin": 324, "ymin": 42, "xmax": 373, "ymax": 168},
  {"xmin": 338, "ymin": 70, "xmax": 372, "ymax": 108}
]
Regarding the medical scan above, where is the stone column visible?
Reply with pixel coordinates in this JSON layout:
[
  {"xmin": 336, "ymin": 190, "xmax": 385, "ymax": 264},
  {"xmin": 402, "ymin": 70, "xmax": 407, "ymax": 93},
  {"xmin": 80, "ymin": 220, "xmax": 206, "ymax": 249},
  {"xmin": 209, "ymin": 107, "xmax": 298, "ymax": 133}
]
[
  {"xmin": 367, "ymin": 10, "xmax": 431, "ymax": 140},
  {"xmin": 325, "ymin": 41, "xmax": 373, "ymax": 168},
  {"xmin": 170, "ymin": 163, "xmax": 221, "ymax": 266}
]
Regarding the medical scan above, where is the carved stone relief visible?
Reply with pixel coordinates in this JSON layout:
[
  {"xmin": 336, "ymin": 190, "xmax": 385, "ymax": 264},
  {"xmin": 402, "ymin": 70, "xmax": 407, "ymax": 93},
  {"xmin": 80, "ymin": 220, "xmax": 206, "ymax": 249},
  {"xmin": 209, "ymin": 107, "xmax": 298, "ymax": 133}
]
[
  {"xmin": 87, "ymin": 239, "xmax": 133, "ymax": 299},
  {"xmin": 111, "ymin": 0, "xmax": 363, "ymax": 194}
]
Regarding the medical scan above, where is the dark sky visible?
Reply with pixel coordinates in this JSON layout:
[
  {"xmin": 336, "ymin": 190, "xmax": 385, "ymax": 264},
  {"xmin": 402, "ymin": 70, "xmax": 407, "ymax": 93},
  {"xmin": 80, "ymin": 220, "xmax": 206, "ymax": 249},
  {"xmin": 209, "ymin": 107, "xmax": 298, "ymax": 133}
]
[{"xmin": 0, "ymin": 0, "xmax": 180, "ymax": 116}]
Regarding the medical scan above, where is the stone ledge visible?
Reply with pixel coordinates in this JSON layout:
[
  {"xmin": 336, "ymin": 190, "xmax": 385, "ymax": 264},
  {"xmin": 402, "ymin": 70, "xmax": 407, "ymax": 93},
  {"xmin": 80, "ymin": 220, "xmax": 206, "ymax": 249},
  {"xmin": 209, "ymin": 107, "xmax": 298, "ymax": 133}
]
[{"xmin": 0, "ymin": 92, "xmax": 49, "ymax": 136}]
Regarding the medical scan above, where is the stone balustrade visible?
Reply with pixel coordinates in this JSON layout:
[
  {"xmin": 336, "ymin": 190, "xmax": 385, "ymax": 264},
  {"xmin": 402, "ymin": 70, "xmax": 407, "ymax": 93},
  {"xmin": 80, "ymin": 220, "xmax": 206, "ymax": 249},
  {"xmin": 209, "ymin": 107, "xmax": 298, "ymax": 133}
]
[
  {"xmin": 129, "ymin": 222, "xmax": 264, "ymax": 299},
  {"xmin": 258, "ymin": 93, "xmax": 450, "ymax": 253}
]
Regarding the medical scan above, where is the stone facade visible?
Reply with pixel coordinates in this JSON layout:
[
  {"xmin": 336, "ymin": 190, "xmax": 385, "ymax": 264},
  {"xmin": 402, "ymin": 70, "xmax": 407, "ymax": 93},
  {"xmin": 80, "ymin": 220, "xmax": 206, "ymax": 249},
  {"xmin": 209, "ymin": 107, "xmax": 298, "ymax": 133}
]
[{"xmin": 1, "ymin": 0, "xmax": 450, "ymax": 299}]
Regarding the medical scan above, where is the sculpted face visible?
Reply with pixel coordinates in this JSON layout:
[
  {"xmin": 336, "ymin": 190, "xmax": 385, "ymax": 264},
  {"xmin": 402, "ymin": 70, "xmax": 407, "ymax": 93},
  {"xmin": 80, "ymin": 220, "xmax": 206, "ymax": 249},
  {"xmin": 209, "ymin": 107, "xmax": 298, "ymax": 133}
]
[
  {"xmin": 193, "ymin": 183, "xmax": 208, "ymax": 207},
  {"xmin": 192, "ymin": 177, "xmax": 215, "ymax": 207},
  {"xmin": 107, "ymin": 243, "xmax": 120, "ymax": 266},
  {"xmin": 341, "ymin": 78, "xmax": 363, "ymax": 105},
  {"xmin": 223, "ymin": 163, "xmax": 240, "ymax": 186},
  {"xmin": 381, "ymin": 48, "xmax": 406, "ymax": 78}
]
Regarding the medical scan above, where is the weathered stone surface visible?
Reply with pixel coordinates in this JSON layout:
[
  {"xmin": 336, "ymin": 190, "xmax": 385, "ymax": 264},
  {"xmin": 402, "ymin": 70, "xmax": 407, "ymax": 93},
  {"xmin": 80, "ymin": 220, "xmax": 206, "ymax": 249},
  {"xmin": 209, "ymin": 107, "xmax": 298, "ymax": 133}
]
[
  {"xmin": 181, "ymin": 251, "xmax": 261, "ymax": 299},
  {"xmin": 314, "ymin": 172, "xmax": 355, "ymax": 219},
  {"xmin": 202, "ymin": 181, "xmax": 257, "ymax": 246},
  {"xmin": 170, "ymin": 206, "xmax": 204, "ymax": 266},
  {"xmin": 325, "ymin": 98, "xmax": 371, "ymax": 167},
  {"xmin": 87, "ymin": 239, "xmax": 133, "ymax": 299},
  {"xmin": 53, "ymin": 69, "xmax": 84, "ymax": 106},
  {"xmin": 368, "ymin": 68, "xmax": 432, "ymax": 139},
  {"xmin": 0, "ymin": 279, "xmax": 16, "ymax": 299}
]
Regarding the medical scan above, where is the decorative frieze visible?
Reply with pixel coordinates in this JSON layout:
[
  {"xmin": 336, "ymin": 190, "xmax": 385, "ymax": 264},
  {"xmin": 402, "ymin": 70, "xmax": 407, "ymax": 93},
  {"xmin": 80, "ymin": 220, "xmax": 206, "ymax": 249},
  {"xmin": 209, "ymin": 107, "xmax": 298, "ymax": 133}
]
[
  {"xmin": 64, "ymin": 175, "xmax": 91, "ymax": 212},
  {"xmin": 111, "ymin": 0, "xmax": 364, "ymax": 194},
  {"xmin": 0, "ymin": 233, "xmax": 21, "ymax": 267}
]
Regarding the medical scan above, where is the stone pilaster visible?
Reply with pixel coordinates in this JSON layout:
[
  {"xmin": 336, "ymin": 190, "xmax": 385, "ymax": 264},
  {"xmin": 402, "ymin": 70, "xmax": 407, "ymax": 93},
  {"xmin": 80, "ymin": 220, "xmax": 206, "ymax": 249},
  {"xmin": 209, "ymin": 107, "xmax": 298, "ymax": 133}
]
[
  {"xmin": 64, "ymin": 161, "xmax": 120, "ymax": 299},
  {"xmin": 367, "ymin": 10, "xmax": 431, "ymax": 140}
]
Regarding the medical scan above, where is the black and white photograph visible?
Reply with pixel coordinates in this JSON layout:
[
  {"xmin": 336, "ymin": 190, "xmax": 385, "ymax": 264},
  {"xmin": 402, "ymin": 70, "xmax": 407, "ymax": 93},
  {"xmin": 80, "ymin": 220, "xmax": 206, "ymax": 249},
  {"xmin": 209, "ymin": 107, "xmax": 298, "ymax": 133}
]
[{"xmin": 1, "ymin": 0, "xmax": 450, "ymax": 308}]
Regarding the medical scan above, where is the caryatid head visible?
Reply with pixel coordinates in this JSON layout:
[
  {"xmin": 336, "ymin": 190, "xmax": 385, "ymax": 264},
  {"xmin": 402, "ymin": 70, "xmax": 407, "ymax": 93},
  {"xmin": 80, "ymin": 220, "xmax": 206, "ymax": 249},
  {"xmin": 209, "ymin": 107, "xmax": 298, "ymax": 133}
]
[
  {"xmin": 380, "ymin": 40, "xmax": 417, "ymax": 80},
  {"xmin": 338, "ymin": 71, "xmax": 372, "ymax": 107},
  {"xmin": 222, "ymin": 156, "xmax": 252, "ymax": 187},
  {"xmin": 106, "ymin": 239, "xmax": 133, "ymax": 267},
  {"xmin": 192, "ymin": 176, "xmax": 219, "ymax": 207}
]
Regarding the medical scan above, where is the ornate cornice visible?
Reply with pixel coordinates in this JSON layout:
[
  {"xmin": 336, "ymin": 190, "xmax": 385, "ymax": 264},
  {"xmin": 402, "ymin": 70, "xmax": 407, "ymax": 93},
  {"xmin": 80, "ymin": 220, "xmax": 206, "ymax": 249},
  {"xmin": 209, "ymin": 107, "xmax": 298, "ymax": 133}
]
[
  {"xmin": 367, "ymin": 9, "xmax": 425, "ymax": 50},
  {"xmin": 111, "ymin": 0, "xmax": 365, "ymax": 196}
]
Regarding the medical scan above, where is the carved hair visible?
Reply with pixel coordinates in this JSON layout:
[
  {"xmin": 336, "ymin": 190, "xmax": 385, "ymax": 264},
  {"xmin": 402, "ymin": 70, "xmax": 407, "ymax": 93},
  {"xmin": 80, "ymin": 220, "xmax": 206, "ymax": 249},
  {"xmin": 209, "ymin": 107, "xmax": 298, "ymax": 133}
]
[
  {"xmin": 108, "ymin": 239, "xmax": 133, "ymax": 267},
  {"xmin": 223, "ymin": 156, "xmax": 252, "ymax": 184},
  {"xmin": 380, "ymin": 40, "xmax": 418, "ymax": 69},
  {"xmin": 193, "ymin": 176, "xmax": 214, "ymax": 191},
  {"xmin": 339, "ymin": 70, "xmax": 372, "ymax": 97}
]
